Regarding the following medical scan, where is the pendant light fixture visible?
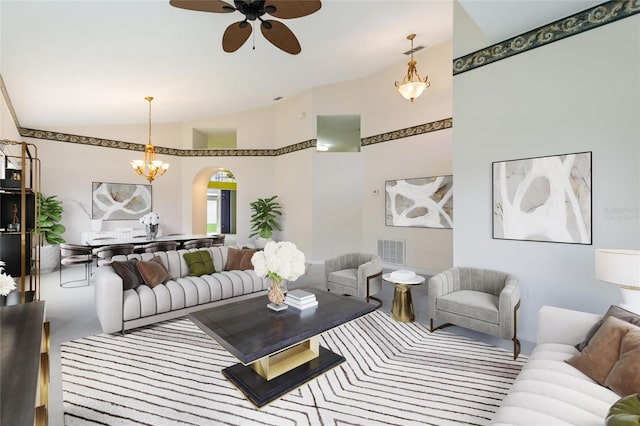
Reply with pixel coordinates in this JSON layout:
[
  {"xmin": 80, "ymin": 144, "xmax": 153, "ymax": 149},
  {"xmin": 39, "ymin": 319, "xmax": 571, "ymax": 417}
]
[
  {"xmin": 395, "ymin": 34, "xmax": 430, "ymax": 102},
  {"xmin": 131, "ymin": 96, "xmax": 170, "ymax": 183}
]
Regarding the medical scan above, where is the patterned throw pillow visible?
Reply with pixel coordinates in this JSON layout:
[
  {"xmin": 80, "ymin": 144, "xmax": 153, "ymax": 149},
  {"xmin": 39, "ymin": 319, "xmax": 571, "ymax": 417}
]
[
  {"xmin": 183, "ymin": 250, "xmax": 215, "ymax": 276},
  {"xmin": 136, "ymin": 257, "xmax": 171, "ymax": 288}
]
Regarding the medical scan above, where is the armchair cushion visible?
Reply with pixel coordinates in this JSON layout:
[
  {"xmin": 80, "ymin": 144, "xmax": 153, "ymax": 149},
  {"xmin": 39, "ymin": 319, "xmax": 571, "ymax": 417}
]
[
  {"xmin": 328, "ymin": 269, "xmax": 358, "ymax": 289},
  {"xmin": 437, "ymin": 290, "xmax": 499, "ymax": 323}
]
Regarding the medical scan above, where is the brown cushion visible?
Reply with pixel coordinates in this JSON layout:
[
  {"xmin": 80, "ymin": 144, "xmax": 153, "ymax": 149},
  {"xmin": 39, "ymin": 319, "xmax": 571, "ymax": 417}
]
[
  {"xmin": 604, "ymin": 327, "xmax": 640, "ymax": 396},
  {"xmin": 566, "ymin": 316, "xmax": 639, "ymax": 385},
  {"xmin": 226, "ymin": 248, "xmax": 256, "ymax": 271},
  {"xmin": 111, "ymin": 259, "xmax": 143, "ymax": 290},
  {"xmin": 182, "ymin": 250, "xmax": 215, "ymax": 276},
  {"xmin": 136, "ymin": 257, "xmax": 171, "ymax": 288},
  {"xmin": 576, "ymin": 305, "xmax": 640, "ymax": 351}
]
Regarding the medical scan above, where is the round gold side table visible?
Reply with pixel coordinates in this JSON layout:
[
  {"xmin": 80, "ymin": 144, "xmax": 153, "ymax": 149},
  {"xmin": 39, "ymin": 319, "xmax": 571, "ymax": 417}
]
[{"xmin": 383, "ymin": 273, "xmax": 425, "ymax": 322}]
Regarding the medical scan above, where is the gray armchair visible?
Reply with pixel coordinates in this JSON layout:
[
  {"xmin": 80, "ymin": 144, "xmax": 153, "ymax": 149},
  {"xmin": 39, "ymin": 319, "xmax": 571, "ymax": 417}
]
[
  {"xmin": 428, "ymin": 267, "xmax": 521, "ymax": 359},
  {"xmin": 325, "ymin": 253, "xmax": 383, "ymax": 308}
]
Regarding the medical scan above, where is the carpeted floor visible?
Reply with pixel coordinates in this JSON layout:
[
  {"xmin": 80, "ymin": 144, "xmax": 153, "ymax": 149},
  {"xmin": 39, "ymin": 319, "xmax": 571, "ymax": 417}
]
[{"xmin": 61, "ymin": 310, "xmax": 526, "ymax": 426}]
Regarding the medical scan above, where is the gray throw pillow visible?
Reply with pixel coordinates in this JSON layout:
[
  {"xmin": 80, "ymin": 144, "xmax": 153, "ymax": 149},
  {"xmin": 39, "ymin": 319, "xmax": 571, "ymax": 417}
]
[
  {"xmin": 576, "ymin": 305, "xmax": 640, "ymax": 351},
  {"xmin": 111, "ymin": 259, "xmax": 143, "ymax": 290}
]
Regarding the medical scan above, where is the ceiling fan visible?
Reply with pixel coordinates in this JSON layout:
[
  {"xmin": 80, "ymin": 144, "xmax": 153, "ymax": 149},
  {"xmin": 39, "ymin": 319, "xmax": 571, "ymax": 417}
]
[{"xmin": 169, "ymin": 0, "xmax": 322, "ymax": 55}]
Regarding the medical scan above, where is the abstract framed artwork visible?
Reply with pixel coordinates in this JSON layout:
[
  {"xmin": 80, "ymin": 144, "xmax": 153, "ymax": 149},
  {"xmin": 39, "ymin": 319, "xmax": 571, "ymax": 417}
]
[
  {"xmin": 92, "ymin": 182, "xmax": 152, "ymax": 220},
  {"xmin": 385, "ymin": 175, "xmax": 453, "ymax": 228},
  {"xmin": 492, "ymin": 151, "xmax": 592, "ymax": 244}
]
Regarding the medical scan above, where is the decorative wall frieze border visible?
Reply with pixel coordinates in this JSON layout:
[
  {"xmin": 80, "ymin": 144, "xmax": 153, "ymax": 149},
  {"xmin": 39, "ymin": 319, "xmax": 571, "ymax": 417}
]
[
  {"xmin": 19, "ymin": 118, "xmax": 451, "ymax": 158},
  {"xmin": 453, "ymin": 0, "xmax": 640, "ymax": 75},
  {"xmin": 361, "ymin": 118, "xmax": 452, "ymax": 146}
]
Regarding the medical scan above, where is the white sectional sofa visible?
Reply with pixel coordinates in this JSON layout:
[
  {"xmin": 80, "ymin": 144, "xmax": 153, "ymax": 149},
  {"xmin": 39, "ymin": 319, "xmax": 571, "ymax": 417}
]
[
  {"xmin": 492, "ymin": 305, "xmax": 621, "ymax": 425},
  {"xmin": 94, "ymin": 246, "xmax": 269, "ymax": 334}
]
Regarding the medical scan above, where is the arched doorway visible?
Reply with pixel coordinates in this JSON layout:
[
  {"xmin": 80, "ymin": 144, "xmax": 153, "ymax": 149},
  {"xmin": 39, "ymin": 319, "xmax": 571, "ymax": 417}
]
[{"xmin": 207, "ymin": 169, "xmax": 236, "ymax": 236}]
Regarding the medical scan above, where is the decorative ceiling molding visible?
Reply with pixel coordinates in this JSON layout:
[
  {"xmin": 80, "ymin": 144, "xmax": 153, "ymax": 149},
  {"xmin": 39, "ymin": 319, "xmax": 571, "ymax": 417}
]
[
  {"xmin": 19, "ymin": 117, "xmax": 451, "ymax": 157},
  {"xmin": 453, "ymin": 0, "xmax": 640, "ymax": 75}
]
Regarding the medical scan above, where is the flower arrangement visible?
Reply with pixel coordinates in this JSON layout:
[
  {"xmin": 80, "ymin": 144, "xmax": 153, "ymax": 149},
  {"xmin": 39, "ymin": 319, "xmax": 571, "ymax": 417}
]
[
  {"xmin": 0, "ymin": 260, "xmax": 17, "ymax": 296},
  {"xmin": 251, "ymin": 241, "xmax": 306, "ymax": 283},
  {"xmin": 139, "ymin": 212, "xmax": 160, "ymax": 226}
]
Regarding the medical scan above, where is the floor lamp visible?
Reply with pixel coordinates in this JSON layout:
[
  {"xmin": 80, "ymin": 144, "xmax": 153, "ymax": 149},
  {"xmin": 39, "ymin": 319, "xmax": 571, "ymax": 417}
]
[{"xmin": 595, "ymin": 249, "xmax": 640, "ymax": 314}]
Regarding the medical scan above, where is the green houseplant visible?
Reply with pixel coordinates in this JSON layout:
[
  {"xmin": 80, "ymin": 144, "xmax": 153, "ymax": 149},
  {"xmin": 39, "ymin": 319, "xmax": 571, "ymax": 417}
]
[
  {"xmin": 249, "ymin": 195, "xmax": 282, "ymax": 244},
  {"xmin": 37, "ymin": 193, "xmax": 66, "ymax": 273}
]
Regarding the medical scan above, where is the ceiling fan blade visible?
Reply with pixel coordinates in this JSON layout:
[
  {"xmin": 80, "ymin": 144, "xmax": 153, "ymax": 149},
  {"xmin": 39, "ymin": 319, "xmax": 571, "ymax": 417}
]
[
  {"xmin": 169, "ymin": 0, "xmax": 235, "ymax": 13},
  {"xmin": 264, "ymin": 0, "xmax": 321, "ymax": 19},
  {"xmin": 222, "ymin": 21, "xmax": 252, "ymax": 52},
  {"xmin": 260, "ymin": 20, "xmax": 301, "ymax": 55}
]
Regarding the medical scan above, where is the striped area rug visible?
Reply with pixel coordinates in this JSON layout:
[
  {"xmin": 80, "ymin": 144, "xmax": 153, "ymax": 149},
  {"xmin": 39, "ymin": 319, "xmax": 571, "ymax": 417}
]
[{"xmin": 61, "ymin": 311, "xmax": 526, "ymax": 426}]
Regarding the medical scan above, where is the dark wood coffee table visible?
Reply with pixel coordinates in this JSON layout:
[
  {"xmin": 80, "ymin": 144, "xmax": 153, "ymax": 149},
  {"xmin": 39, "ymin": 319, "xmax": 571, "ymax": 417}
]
[{"xmin": 189, "ymin": 288, "xmax": 375, "ymax": 407}]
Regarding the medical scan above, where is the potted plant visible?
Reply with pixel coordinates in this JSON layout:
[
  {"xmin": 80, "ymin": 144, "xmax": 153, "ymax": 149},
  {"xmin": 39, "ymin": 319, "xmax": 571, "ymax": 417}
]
[
  {"xmin": 249, "ymin": 195, "xmax": 282, "ymax": 248},
  {"xmin": 37, "ymin": 193, "xmax": 66, "ymax": 273}
]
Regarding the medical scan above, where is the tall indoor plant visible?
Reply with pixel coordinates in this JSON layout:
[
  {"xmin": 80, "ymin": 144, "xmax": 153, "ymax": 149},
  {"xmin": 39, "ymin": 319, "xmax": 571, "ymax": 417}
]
[
  {"xmin": 249, "ymin": 195, "xmax": 282, "ymax": 248},
  {"xmin": 37, "ymin": 193, "xmax": 66, "ymax": 273}
]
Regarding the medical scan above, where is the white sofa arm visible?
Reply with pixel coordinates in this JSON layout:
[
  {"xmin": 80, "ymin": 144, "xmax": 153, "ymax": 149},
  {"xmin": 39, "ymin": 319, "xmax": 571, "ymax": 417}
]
[
  {"xmin": 537, "ymin": 305, "xmax": 602, "ymax": 345},
  {"xmin": 94, "ymin": 266, "xmax": 124, "ymax": 334}
]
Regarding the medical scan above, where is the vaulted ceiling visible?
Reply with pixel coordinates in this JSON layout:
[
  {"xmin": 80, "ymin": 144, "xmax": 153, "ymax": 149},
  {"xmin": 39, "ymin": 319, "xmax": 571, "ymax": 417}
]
[{"xmin": 0, "ymin": 0, "xmax": 603, "ymax": 130}]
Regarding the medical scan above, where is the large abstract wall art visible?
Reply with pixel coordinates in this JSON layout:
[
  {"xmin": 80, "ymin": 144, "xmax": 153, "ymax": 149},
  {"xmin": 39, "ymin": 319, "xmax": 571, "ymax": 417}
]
[
  {"xmin": 492, "ymin": 152, "xmax": 592, "ymax": 244},
  {"xmin": 92, "ymin": 182, "xmax": 152, "ymax": 220},
  {"xmin": 385, "ymin": 175, "xmax": 453, "ymax": 229}
]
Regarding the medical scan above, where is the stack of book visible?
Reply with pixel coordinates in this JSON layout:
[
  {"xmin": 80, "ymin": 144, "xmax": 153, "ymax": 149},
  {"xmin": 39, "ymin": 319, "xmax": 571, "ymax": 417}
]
[{"xmin": 285, "ymin": 289, "xmax": 318, "ymax": 310}]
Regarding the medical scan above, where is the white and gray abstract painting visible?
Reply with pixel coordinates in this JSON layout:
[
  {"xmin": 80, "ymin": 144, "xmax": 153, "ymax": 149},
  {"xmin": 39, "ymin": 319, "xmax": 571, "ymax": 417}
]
[
  {"xmin": 385, "ymin": 175, "xmax": 453, "ymax": 228},
  {"xmin": 492, "ymin": 152, "xmax": 591, "ymax": 244},
  {"xmin": 92, "ymin": 182, "xmax": 152, "ymax": 220}
]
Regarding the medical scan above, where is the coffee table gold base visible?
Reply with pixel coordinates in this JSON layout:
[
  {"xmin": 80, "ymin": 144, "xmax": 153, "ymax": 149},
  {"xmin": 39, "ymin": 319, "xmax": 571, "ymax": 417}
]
[
  {"xmin": 391, "ymin": 283, "xmax": 414, "ymax": 322},
  {"xmin": 251, "ymin": 336, "xmax": 319, "ymax": 380}
]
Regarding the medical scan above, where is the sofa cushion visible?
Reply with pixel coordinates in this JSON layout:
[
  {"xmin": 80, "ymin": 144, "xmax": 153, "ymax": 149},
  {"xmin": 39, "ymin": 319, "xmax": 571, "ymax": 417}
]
[
  {"xmin": 328, "ymin": 268, "xmax": 357, "ymax": 288},
  {"xmin": 111, "ymin": 259, "xmax": 143, "ymax": 290},
  {"xmin": 576, "ymin": 305, "xmax": 640, "ymax": 351},
  {"xmin": 226, "ymin": 248, "xmax": 256, "ymax": 271},
  {"xmin": 566, "ymin": 316, "xmax": 639, "ymax": 386},
  {"xmin": 604, "ymin": 327, "xmax": 640, "ymax": 396},
  {"xmin": 437, "ymin": 290, "xmax": 499, "ymax": 324},
  {"xmin": 136, "ymin": 257, "xmax": 171, "ymax": 288},
  {"xmin": 183, "ymin": 250, "xmax": 215, "ymax": 276}
]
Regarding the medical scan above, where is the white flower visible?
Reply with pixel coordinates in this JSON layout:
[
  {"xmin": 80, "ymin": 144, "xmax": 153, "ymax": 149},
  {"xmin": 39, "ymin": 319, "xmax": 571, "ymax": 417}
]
[
  {"xmin": 139, "ymin": 212, "xmax": 160, "ymax": 225},
  {"xmin": 250, "ymin": 241, "xmax": 306, "ymax": 282},
  {"xmin": 0, "ymin": 260, "xmax": 16, "ymax": 296}
]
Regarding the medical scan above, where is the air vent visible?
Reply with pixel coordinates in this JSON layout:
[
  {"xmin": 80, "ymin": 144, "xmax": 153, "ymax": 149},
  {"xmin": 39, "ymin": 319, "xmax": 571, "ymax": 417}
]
[
  {"xmin": 403, "ymin": 45, "xmax": 424, "ymax": 55},
  {"xmin": 378, "ymin": 239, "xmax": 405, "ymax": 266}
]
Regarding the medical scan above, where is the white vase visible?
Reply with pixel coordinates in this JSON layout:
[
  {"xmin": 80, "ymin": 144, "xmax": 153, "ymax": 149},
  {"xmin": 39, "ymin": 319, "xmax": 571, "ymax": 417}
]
[
  {"xmin": 255, "ymin": 237, "xmax": 272, "ymax": 249},
  {"xmin": 40, "ymin": 244, "xmax": 61, "ymax": 273}
]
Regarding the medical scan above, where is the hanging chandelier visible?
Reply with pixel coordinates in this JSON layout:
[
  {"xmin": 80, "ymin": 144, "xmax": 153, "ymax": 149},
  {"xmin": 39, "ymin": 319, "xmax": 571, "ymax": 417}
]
[
  {"xmin": 131, "ymin": 96, "xmax": 170, "ymax": 183},
  {"xmin": 395, "ymin": 34, "xmax": 431, "ymax": 103}
]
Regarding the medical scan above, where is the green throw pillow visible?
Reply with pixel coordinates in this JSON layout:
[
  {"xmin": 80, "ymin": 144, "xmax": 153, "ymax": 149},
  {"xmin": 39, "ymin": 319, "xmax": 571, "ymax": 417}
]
[{"xmin": 183, "ymin": 250, "xmax": 215, "ymax": 276}]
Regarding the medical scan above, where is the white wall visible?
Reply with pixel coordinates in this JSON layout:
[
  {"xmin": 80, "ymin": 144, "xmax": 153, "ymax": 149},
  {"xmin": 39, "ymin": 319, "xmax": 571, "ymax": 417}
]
[{"xmin": 453, "ymin": 16, "xmax": 640, "ymax": 343}]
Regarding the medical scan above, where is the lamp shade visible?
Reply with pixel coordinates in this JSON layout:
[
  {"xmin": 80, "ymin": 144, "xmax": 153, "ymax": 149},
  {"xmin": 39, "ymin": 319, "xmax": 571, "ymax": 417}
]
[{"xmin": 595, "ymin": 249, "xmax": 640, "ymax": 288}]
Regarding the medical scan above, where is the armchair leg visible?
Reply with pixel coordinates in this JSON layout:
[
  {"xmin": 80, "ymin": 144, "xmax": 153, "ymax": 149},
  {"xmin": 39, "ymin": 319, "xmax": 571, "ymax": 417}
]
[
  {"xmin": 366, "ymin": 271, "xmax": 383, "ymax": 310},
  {"xmin": 429, "ymin": 319, "xmax": 452, "ymax": 333},
  {"xmin": 512, "ymin": 300, "xmax": 521, "ymax": 360}
]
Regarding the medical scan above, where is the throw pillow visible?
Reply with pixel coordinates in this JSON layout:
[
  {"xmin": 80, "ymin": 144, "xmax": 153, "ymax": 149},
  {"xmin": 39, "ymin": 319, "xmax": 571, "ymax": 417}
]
[
  {"xmin": 111, "ymin": 259, "xmax": 143, "ymax": 290},
  {"xmin": 605, "ymin": 327, "xmax": 640, "ymax": 396},
  {"xmin": 576, "ymin": 305, "xmax": 640, "ymax": 351},
  {"xmin": 183, "ymin": 250, "xmax": 215, "ymax": 276},
  {"xmin": 136, "ymin": 257, "xmax": 171, "ymax": 288},
  {"xmin": 566, "ymin": 316, "xmax": 639, "ymax": 385},
  {"xmin": 226, "ymin": 248, "xmax": 256, "ymax": 271}
]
